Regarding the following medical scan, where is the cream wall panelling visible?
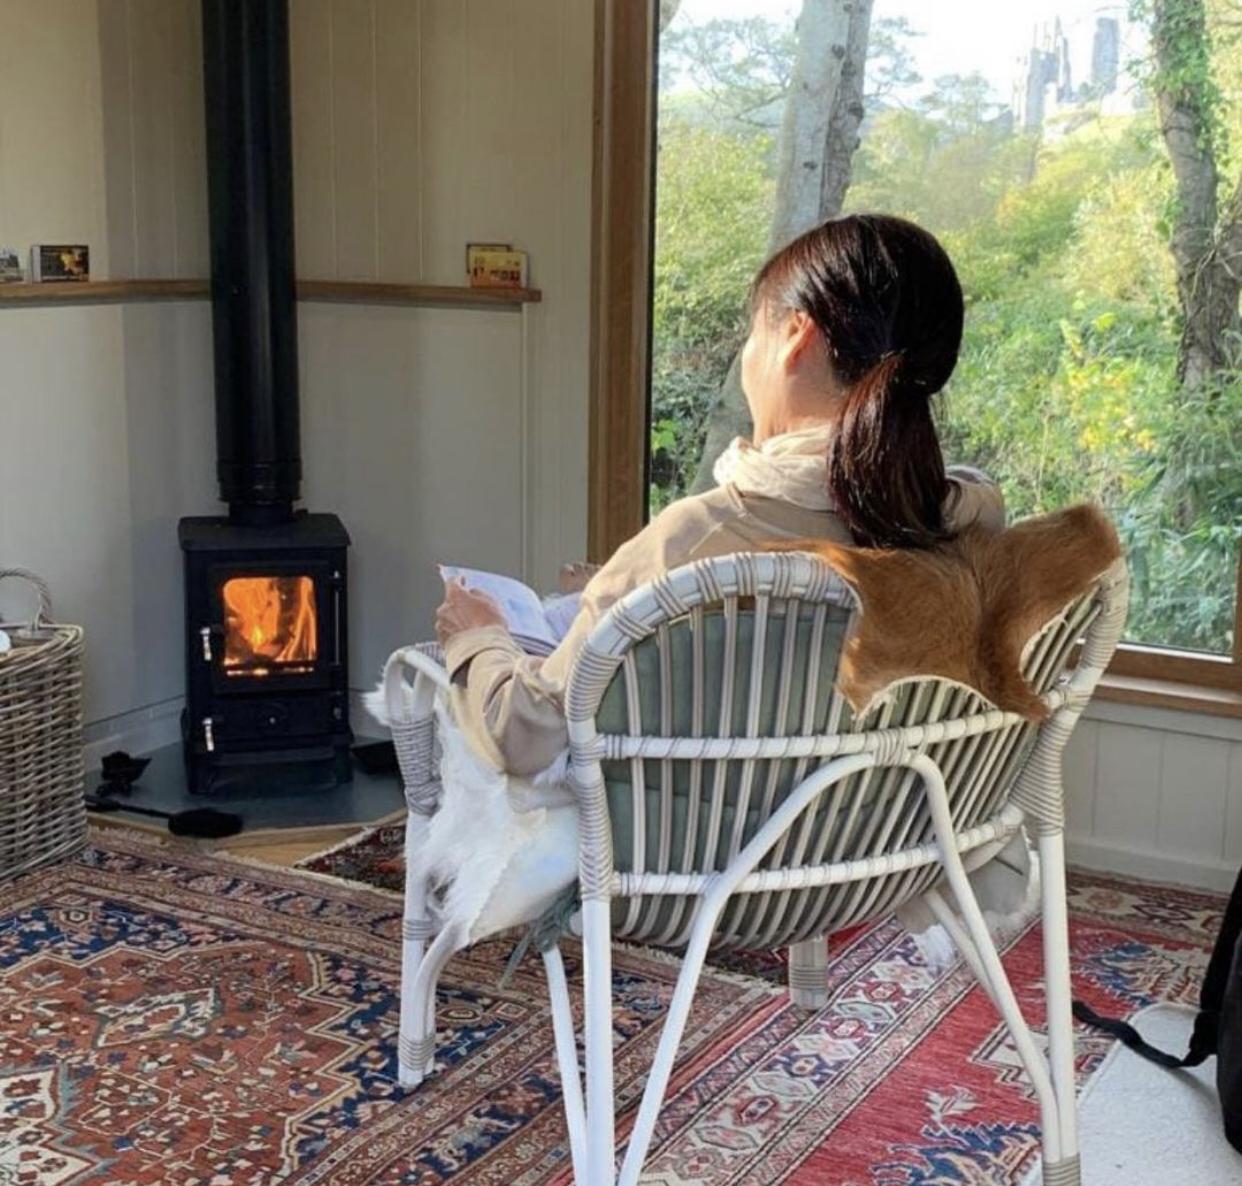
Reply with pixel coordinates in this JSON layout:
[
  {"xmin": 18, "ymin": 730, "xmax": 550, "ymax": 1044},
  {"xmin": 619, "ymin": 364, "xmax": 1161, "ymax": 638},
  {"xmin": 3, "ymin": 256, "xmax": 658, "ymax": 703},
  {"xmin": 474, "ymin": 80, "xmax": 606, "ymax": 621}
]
[{"xmin": 1065, "ymin": 699, "xmax": 1242, "ymax": 891}]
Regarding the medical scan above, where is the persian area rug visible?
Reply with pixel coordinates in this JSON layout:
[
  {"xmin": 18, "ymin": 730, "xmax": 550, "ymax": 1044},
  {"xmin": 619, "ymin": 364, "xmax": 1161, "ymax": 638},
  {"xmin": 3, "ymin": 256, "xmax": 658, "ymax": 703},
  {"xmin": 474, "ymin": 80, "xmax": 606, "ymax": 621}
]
[{"xmin": 1, "ymin": 832, "xmax": 1221, "ymax": 1186}]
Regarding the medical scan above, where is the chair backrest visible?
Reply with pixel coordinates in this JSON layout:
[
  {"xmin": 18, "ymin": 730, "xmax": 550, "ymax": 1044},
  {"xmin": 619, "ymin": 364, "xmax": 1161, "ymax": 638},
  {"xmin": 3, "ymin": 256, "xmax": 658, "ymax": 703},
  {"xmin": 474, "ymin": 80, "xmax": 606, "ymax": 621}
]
[{"xmin": 564, "ymin": 551, "xmax": 1129, "ymax": 950}]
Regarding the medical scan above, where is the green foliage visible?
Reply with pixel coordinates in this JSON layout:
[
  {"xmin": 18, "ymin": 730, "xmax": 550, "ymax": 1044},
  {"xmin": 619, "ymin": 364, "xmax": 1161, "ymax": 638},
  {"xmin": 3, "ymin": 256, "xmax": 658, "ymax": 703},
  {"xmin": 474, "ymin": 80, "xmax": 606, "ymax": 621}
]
[
  {"xmin": 650, "ymin": 119, "xmax": 772, "ymax": 510},
  {"xmin": 651, "ymin": 13, "xmax": 1241, "ymax": 653}
]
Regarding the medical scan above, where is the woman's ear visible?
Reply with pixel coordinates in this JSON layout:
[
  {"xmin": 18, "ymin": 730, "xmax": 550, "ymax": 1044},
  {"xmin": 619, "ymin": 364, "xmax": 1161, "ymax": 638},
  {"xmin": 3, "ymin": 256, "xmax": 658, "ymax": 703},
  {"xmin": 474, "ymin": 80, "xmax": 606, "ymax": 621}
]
[{"xmin": 777, "ymin": 310, "xmax": 820, "ymax": 372}]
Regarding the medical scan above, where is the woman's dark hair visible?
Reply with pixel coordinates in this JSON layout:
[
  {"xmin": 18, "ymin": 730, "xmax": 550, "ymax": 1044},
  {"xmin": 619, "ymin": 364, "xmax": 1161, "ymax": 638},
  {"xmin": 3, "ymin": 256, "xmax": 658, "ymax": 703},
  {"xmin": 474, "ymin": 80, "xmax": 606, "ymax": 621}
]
[{"xmin": 750, "ymin": 213, "xmax": 964, "ymax": 549}]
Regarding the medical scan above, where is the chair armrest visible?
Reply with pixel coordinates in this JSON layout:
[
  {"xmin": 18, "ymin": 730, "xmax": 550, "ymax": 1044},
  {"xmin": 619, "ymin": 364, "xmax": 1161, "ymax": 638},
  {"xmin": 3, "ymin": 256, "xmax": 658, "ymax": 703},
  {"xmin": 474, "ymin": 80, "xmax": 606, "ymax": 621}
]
[
  {"xmin": 394, "ymin": 643, "xmax": 451, "ymax": 694},
  {"xmin": 381, "ymin": 643, "xmax": 448, "ymax": 814}
]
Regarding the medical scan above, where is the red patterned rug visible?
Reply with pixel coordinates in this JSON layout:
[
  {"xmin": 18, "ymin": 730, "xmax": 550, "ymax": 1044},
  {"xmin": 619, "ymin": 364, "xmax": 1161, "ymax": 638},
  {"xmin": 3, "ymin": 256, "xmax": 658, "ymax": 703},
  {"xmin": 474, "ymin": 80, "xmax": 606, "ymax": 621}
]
[{"xmin": 1, "ymin": 830, "xmax": 1220, "ymax": 1185}]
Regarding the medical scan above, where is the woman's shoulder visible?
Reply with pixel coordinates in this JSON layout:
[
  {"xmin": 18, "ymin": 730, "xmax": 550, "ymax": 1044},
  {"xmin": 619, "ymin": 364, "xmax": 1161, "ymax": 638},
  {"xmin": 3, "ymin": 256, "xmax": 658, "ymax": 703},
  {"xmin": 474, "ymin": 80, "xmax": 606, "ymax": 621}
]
[
  {"xmin": 581, "ymin": 488, "xmax": 737, "ymax": 603},
  {"xmin": 652, "ymin": 485, "xmax": 742, "ymax": 529},
  {"xmin": 609, "ymin": 488, "xmax": 739, "ymax": 570},
  {"xmin": 946, "ymin": 465, "xmax": 1005, "ymax": 531}
]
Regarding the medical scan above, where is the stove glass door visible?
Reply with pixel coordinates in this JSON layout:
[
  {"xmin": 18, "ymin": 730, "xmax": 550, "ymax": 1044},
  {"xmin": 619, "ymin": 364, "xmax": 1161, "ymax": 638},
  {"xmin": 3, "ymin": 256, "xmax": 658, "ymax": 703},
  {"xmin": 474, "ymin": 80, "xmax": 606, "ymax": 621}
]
[{"xmin": 221, "ymin": 574, "xmax": 318, "ymax": 678}]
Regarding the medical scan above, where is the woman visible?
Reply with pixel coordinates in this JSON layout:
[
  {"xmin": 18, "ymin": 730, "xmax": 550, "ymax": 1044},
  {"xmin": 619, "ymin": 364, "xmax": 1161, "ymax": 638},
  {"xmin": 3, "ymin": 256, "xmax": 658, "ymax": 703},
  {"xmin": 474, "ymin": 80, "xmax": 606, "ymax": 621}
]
[{"xmin": 436, "ymin": 214, "xmax": 1003, "ymax": 777}]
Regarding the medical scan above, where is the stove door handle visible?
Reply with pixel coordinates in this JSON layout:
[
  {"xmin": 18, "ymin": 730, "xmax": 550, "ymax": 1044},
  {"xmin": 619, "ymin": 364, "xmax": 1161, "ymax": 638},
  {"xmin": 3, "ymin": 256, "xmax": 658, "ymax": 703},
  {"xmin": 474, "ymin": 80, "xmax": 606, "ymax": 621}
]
[{"xmin": 199, "ymin": 625, "xmax": 225, "ymax": 663}]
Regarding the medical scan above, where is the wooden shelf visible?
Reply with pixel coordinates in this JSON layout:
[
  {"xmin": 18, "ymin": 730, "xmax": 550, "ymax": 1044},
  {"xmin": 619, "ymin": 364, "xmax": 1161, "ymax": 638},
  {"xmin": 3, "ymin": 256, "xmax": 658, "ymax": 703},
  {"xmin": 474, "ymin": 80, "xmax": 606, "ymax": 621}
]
[
  {"xmin": 296, "ymin": 279, "xmax": 540, "ymax": 307},
  {"xmin": 0, "ymin": 279, "xmax": 209, "ymax": 304},
  {"xmin": 0, "ymin": 278, "xmax": 541, "ymax": 308}
]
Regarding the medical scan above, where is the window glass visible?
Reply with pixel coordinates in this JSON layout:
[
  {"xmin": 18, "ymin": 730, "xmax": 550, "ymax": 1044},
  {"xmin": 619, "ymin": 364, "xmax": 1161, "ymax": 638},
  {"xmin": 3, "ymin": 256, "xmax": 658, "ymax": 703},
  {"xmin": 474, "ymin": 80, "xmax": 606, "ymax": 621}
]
[{"xmin": 653, "ymin": 0, "xmax": 1239, "ymax": 654}]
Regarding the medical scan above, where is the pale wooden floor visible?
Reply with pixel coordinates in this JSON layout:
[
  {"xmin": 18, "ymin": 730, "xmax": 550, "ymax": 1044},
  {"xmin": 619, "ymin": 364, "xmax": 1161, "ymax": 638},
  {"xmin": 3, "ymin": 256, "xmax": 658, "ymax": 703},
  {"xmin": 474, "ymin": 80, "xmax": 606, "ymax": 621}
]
[
  {"xmin": 229, "ymin": 836, "xmax": 350, "ymax": 867},
  {"xmin": 90, "ymin": 814, "xmax": 378, "ymax": 870}
]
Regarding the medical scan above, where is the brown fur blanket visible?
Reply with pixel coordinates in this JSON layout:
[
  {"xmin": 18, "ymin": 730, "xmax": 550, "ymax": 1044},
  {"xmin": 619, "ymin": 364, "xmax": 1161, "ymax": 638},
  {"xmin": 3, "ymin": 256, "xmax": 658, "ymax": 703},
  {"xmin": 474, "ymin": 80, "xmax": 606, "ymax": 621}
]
[{"xmin": 768, "ymin": 503, "xmax": 1122, "ymax": 721}]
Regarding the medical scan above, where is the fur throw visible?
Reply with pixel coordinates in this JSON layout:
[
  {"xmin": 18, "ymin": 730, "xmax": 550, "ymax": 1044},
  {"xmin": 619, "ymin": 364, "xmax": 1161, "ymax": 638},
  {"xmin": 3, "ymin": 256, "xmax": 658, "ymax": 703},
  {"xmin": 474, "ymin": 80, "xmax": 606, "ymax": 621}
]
[{"xmin": 769, "ymin": 503, "xmax": 1122, "ymax": 720}]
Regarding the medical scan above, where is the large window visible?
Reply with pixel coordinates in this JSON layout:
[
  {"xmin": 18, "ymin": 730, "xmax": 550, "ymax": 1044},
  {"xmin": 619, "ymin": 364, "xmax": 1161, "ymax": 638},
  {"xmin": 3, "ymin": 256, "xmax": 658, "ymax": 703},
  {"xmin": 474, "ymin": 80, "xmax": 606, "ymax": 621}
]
[{"xmin": 637, "ymin": 0, "xmax": 1240, "ymax": 686}]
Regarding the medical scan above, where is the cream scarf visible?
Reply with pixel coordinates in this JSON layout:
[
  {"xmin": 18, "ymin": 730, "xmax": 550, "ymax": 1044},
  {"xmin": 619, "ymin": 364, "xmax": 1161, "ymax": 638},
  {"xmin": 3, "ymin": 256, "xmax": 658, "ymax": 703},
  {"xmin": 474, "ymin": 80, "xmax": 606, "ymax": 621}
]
[{"xmin": 712, "ymin": 424, "xmax": 835, "ymax": 510}]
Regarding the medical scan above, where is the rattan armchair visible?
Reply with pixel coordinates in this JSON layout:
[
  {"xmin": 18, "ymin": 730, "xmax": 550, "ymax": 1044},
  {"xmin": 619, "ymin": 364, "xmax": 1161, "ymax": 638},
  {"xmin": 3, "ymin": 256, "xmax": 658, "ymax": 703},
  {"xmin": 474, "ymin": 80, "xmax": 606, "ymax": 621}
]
[{"xmin": 381, "ymin": 550, "xmax": 1128, "ymax": 1186}]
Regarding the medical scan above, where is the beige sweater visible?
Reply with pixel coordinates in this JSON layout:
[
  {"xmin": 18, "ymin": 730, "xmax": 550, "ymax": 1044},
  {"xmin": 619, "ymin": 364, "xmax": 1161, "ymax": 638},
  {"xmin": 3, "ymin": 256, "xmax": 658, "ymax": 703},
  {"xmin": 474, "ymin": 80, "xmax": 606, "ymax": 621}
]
[{"xmin": 443, "ymin": 471, "xmax": 1005, "ymax": 776}]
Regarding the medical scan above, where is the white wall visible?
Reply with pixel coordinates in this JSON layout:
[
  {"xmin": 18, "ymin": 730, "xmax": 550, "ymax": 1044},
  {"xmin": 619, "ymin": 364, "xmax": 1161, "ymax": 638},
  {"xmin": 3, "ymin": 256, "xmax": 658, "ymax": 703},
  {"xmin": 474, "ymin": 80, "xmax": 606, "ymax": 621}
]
[
  {"xmin": 1067, "ymin": 698, "xmax": 1242, "ymax": 892},
  {"xmin": 0, "ymin": 1, "xmax": 216, "ymax": 738},
  {"xmin": 0, "ymin": 0, "xmax": 593, "ymax": 748},
  {"xmin": 289, "ymin": 0, "xmax": 594, "ymax": 686}
]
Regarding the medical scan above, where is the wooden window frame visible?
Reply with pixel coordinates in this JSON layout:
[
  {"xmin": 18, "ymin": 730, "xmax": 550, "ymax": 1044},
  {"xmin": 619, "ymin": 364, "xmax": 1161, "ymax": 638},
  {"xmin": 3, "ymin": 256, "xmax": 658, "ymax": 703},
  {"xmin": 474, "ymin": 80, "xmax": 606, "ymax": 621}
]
[
  {"xmin": 587, "ymin": 0, "xmax": 657, "ymax": 562},
  {"xmin": 587, "ymin": 0, "xmax": 1241, "ymax": 715}
]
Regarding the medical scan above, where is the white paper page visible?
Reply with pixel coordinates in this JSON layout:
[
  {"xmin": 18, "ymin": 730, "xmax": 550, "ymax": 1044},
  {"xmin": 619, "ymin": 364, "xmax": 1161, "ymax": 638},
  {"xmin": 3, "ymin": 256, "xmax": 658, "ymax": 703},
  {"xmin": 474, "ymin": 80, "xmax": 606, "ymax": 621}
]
[{"xmin": 439, "ymin": 565, "xmax": 557, "ymax": 653}]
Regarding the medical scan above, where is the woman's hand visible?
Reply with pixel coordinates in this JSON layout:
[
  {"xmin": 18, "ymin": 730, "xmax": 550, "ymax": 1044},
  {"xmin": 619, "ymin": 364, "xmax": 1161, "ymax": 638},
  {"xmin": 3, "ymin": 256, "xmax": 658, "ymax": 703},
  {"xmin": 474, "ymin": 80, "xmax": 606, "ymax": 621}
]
[
  {"xmin": 435, "ymin": 578, "xmax": 506, "ymax": 647},
  {"xmin": 558, "ymin": 562, "xmax": 600, "ymax": 594}
]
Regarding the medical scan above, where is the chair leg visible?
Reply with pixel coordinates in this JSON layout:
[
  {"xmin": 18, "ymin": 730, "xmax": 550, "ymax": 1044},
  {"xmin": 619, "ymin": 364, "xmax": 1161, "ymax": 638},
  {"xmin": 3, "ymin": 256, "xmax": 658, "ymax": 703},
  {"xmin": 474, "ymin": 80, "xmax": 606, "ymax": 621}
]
[
  {"xmin": 401, "ymin": 921, "xmax": 465, "ymax": 1087},
  {"xmin": 913, "ymin": 754, "xmax": 1064, "ymax": 1168},
  {"xmin": 581, "ymin": 898, "xmax": 616, "ymax": 1186},
  {"xmin": 543, "ymin": 946, "xmax": 587, "ymax": 1185},
  {"xmin": 616, "ymin": 898, "xmax": 726, "ymax": 1186},
  {"xmin": 1038, "ymin": 828, "xmax": 1081, "ymax": 1186},
  {"xmin": 398, "ymin": 811, "xmax": 433, "ymax": 1089},
  {"xmin": 787, "ymin": 937, "xmax": 830, "ymax": 1009}
]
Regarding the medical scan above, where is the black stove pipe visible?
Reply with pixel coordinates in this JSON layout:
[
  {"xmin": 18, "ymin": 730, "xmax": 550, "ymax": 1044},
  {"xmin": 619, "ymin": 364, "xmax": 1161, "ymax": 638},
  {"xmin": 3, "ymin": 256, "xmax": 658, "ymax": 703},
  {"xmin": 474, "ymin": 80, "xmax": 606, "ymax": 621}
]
[{"xmin": 202, "ymin": 0, "xmax": 301, "ymax": 525}]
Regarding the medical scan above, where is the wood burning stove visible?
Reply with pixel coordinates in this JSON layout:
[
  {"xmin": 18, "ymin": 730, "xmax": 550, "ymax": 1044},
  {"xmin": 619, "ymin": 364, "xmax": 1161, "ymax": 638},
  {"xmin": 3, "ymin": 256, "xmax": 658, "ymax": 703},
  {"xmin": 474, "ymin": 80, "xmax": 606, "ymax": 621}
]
[
  {"xmin": 180, "ymin": 516, "xmax": 351, "ymax": 793},
  {"xmin": 181, "ymin": 0, "xmax": 352, "ymax": 793}
]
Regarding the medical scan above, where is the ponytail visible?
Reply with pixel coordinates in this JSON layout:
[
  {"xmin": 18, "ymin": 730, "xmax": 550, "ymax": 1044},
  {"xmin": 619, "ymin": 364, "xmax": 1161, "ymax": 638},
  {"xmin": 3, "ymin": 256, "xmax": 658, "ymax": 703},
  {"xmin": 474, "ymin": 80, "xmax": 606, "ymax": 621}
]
[{"xmin": 826, "ymin": 354, "xmax": 950, "ymax": 549}]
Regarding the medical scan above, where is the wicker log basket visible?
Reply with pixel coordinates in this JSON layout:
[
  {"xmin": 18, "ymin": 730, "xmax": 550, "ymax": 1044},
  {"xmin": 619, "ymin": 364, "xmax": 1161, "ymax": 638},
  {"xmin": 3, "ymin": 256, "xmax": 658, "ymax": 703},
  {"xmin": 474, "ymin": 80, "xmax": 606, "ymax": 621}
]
[{"xmin": 0, "ymin": 568, "xmax": 86, "ymax": 881}]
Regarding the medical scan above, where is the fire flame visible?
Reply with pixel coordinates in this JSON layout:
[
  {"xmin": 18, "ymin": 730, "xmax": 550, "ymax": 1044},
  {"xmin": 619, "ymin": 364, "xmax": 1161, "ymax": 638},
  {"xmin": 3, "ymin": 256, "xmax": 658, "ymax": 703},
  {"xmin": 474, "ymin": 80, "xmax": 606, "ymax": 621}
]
[{"xmin": 222, "ymin": 575, "xmax": 317, "ymax": 674}]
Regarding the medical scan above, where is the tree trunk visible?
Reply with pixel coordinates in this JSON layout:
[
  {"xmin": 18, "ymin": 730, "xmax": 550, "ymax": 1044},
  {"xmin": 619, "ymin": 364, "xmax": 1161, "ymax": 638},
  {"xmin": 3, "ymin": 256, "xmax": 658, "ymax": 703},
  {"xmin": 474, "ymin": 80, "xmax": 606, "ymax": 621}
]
[
  {"xmin": 658, "ymin": 0, "xmax": 682, "ymax": 34},
  {"xmin": 819, "ymin": 0, "xmax": 874, "ymax": 218},
  {"xmin": 767, "ymin": 0, "xmax": 854, "ymax": 254},
  {"xmin": 689, "ymin": 0, "xmax": 874, "ymax": 492},
  {"xmin": 1151, "ymin": 0, "xmax": 1242, "ymax": 387}
]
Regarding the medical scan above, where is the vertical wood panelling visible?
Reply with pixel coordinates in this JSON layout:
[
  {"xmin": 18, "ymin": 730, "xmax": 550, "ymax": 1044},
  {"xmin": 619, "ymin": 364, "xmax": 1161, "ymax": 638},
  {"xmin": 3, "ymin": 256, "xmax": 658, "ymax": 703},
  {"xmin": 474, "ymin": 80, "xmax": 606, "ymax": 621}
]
[
  {"xmin": 503, "ymin": 0, "xmax": 594, "ymax": 582},
  {"xmin": 1092, "ymin": 721, "xmax": 1164, "ymax": 851},
  {"xmin": 507, "ymin": 0, "xmax": 558, "ymax": 580},
  {"xmin": 1068, "ymin": 707, "xmax": 1242, "ymax": 890},
  {"xmin": 291, "ymin": 0, "xmax": 337, "ymax": 276},
  {"xmin": 168, "ymin": 0, "xmax": 208, "ymax": 277},
  {"xmin": 98, "ymin": 0, "xmax": 138, "ymax": 276},
  {"xmin": 458, "ymin": 0, "xmax": 517, "ymax": 250},
  {"xmin": 299, "ymin": 304, "xmax": 525, "ymax": 681},
  {"xmin": 1157, "ymin": 733, "xmax": 1230, "ymax": 859},
  {"xmin": 0, "ymin": 1, "xmax": 109, "ymax": 270},
  {"xmin": 418, "ymin": 0, "xmax": 469, "ymax": 281},
  {"xmin": 128, "ymin": 0, "xmax": 178, "ymax": 274},
  {"xmin": 329, "ymin": 0, "xmax": 378, "ymax": 278},
  {"xmin": 374, "ymin": 0, "xmax": 421, "ymax": 280},
  {"xmin": 1225, "ymin": 743, "xmax": 1242, "ymax": 862},
  {"xmin": 94, "ymin": 0, "xmax": 205, "ymax": 279},
  {"xmin": 0, "ymin": 307, "xmax": 133, "ymax": 715},
  {"xmin": 119, "ymin": 304, "xmax": 215, "ymax": 704},
  {"xmin": 554, "ymin": 0, "xmax": 595, "ymax": 576}
]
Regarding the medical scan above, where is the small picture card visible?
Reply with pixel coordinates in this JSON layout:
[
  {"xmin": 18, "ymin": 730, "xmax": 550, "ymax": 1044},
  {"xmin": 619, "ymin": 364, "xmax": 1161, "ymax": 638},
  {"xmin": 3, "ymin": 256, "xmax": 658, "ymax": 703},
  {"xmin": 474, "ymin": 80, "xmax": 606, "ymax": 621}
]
[
  {"xmin": 31, "ymin": 243, "xmax": 89, "ymax": 283},
  {"xmin": 0, "ymin": 246, "xmax": 22, "ymax": 283},
  {"xmin": 468, "ymin": 247, "xmax": 528, "ymax": 289},
  {"xmin": 466, "ymin": 241, "xmax": 512, "ymax": 281}
]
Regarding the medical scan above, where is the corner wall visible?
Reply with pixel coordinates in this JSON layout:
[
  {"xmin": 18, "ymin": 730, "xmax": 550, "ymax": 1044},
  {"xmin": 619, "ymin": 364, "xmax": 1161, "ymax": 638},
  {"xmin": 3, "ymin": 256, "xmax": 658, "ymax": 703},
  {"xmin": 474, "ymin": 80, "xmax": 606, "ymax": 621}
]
[{"xmin": 0, "ymin": 0, "xmax": 593, "ymax": 754}]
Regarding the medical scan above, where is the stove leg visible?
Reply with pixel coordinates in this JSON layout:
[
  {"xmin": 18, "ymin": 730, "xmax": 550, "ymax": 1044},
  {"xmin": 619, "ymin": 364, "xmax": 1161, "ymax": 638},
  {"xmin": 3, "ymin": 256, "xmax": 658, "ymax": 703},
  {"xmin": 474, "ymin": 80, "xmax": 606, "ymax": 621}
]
[{"xmin": 333, "ymin": 746, "xmax": 353, "ymax": 784}]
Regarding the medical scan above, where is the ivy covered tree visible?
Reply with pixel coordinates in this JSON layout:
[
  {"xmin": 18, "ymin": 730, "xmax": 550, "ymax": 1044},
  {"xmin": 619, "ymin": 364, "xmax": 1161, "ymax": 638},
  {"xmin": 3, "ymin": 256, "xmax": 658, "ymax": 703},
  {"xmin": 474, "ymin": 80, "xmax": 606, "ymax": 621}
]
[{"xmin": 1141, "ymin": 0, "xmax": 1241, "ymax": 387}]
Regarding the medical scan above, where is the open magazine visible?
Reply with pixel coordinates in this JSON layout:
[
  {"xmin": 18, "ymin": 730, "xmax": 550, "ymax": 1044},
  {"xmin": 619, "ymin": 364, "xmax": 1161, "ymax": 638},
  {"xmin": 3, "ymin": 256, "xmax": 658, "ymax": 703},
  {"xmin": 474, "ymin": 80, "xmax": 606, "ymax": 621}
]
[{"xmin": 440, "ymin": 566, "xmax": 582, "ymax": 657}]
